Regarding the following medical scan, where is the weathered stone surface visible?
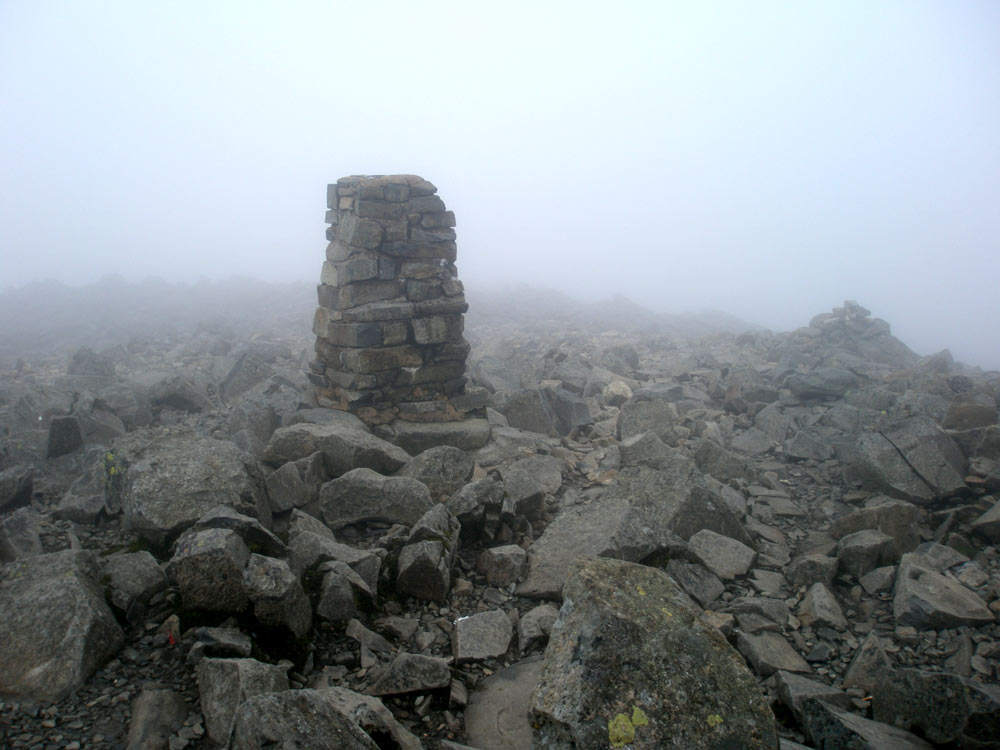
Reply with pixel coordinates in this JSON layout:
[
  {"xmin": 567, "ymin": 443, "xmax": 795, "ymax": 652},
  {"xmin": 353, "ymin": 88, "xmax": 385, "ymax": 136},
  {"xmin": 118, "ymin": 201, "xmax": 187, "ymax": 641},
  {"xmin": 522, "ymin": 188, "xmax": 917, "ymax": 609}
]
[
  {"xmin": 798, "ymin": 582, "xmax": 848, "ymax": 630},
  {"xmin": 453, "ymin": 609, "xmax": 513, "ymax": 664},
  {"xmin": 230, "ymin": 688, "xmax": 378, "ymax": 750},
  {"xmin": 787, "ymin": 367, "xmax": 857, "ymax": 400},
  {"xmin": 395, "ymin": 444, "xmax": 473, "ymax": 500},
  {"xmin": 166, "ymin": 527, "xmax": 250, "ymax": 613},
  {"xmin": 837, "ymin": 528, "xmax": 895, "ymax": 578},
  {"xmin": 785, "ymin": 554, "xmax": 837, "ymax": 588},
  {"xmin": 0, "ymin": 506, "xmax": 43, "ymax": 561},
  {"xmin": 0, "ymin": 550, "xmax": 125, "ymax": 701},
  {"xmin": 389, "ymin": 419, "xmax": 491, "ymax": 454},
  {"xmin": 263, "ymin": 422, "xmax": 409, "ymax": 474},
  {"xmin": 873, "ymin": 667, "xmax": 1000, "ymax": 747},
  {"xmin": 316, "ymin": 560, "xmax": 375, "ymax": 624},
  {"xmin": 243, "ymin": 553, "xmax": 312, "ymax": 638},
  {"xmin": 971, "ymin": 497, "xmax": 1000, "ymax": 542},
  {"xmin": 113, "ymin": 432, "xmax": 268, "ymax": 547},
  {"xmin": 447, "ymin": 476, "xmax": 506, "ymax": 539},
  {"xmin": 478, "ymin": 544, "xmax": 528, "ymax": 587},
  {"xmin": 519, "ymin": 604, "xmax": 560, "ymax": 653},
  {"xmin": 397, "ymin": 539, "xmax": 452, "ymax": 602},
  {"xmin": 531, "ymin": 557, "xmax": 778, "ymax": 749},
  {"xmin": 774, "ymin": 670, "xmax": 854, "ymax": 726},
  {"xmin": 319, "ymin": 468, "xmax": 433, "ymax": 530},
  {"xmin": 465, "ymin": 658, "xmax": 543, "ymax": 750},
  {"xmin": 687, "ymin": 528, "xmax": 757, "ymax": 580},
  {"xmin": 842, "ymin": 632, "xmax": 892, "ymax": 693},
  {"xmin": 366, "ymin": 652, "xmax": 451, "ymax": 695},
  {"xmin": 893, "ymin": 552, "xmax": 993, "ymax": 629},
  {"xmin": 197, "ymin": 657, "xmax": 289, "ymax": 745},
  {"xmin": 315, "ymin": 686, "xmax": 423, "ymax": 750},
  {"xmin": 0, "ymin": 464, "xmax": 34, "ymax": 511},
  {"xmin": 47, "ymin": 414, "xmax": 83, "ymax": 457},
  {"xmin": 830, "ymin": 497, "xmax": 921, "ymax": 558},
  {"xmin": 102, "ymin": 550, "xmax": 167, "ymax": 618},
  {"xmin": 694, "ymin": 438, "xmax": 749, "ymax": 482},
  {"xmin": 736, "ymin": 631, "xmax": 812, "ymax": 677},
  {"xmin": 125, "ymin": 683, "xmax": 188, "ymax": 750},
  {"xmin": 499, "ymin": 454, "xmax": 562, "ymax": 519},
  {"xmin": 800, "ymin": 697, "xmax": 933, "ymax": 749},
  {"xmin": 666, "ymin": 559, "xmax": 725, "ymax": 608},
  {"xmin": 843, "ymin": 416, "xmax": 967, "ymax": 502}
]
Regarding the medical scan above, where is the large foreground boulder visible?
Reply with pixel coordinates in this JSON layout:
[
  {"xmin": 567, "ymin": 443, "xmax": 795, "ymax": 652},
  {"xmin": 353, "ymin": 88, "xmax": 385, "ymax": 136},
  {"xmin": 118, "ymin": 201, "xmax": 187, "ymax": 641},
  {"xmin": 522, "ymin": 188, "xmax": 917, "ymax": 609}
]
[
  {"xmin": 230, "ymin": 689, "xmax": 379, "ymax": 749},
  {"xmin": 262, "ymin": 421, "xmax": 410, "ymax": 473},
  {"xmin": 110, "ymin": 432, "xmax": 269, "ymax": 547},
  {"xmin": 530, "ymin": 557, "xmax": 777, "ymax": 749},
  {"xmin": 0, "ymin": 550, "xmax": 124, "ymax": 701}
]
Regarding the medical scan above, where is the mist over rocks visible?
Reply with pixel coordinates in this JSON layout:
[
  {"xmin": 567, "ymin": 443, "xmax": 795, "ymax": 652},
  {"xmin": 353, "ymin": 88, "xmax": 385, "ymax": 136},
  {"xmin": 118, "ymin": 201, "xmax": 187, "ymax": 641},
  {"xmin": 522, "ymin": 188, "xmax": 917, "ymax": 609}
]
[{"xmin": 1, "ymin": 280, "xmax": 999, "ymax": 749}]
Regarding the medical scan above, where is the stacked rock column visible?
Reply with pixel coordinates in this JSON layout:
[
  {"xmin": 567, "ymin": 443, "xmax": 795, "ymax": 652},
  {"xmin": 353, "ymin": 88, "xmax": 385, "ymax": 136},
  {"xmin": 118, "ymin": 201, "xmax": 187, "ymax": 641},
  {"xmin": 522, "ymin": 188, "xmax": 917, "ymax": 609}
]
[{"xmin": 309, "ymin": 175, "xmax": 472, "ymax": 424}]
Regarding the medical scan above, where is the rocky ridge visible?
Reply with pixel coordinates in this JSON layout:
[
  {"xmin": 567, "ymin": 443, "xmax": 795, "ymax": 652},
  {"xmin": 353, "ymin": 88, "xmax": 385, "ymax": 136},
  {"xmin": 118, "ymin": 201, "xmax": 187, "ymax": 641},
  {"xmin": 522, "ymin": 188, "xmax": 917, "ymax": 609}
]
[{"xmin": 1, "ymin": 290, "xmax": 999, "ymax": 749}]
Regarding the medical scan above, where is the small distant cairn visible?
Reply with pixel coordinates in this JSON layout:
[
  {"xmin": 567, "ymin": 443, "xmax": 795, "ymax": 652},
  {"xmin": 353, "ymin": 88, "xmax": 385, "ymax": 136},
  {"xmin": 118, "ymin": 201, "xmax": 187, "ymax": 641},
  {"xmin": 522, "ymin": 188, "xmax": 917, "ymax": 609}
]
[{"xmin": 309, "ymin": 175, "xmax": 484, "ymax": 424}]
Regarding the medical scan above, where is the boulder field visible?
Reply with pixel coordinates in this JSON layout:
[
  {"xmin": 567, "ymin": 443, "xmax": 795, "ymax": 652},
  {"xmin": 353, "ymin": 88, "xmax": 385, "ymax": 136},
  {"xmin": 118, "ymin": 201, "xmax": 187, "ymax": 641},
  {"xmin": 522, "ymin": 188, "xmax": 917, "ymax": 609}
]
[{"xmin": 1, "ymin": 294, "xmax": 998, "ymax": 749}]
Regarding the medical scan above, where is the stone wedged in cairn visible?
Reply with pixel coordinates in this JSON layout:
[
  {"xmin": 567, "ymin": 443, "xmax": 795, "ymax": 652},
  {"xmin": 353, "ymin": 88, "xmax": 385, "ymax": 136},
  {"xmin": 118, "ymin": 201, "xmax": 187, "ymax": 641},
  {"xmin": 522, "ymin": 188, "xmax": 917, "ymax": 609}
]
[{"xmin": 309, "ymin": 175, "xmax": 488, "ymax": 434}]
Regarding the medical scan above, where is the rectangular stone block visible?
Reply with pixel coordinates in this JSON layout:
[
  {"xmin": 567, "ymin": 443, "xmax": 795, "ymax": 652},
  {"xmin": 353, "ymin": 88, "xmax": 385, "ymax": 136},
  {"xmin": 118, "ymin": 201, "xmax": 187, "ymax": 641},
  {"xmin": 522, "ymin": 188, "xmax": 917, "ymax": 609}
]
[
  {"xmin": 410, "ymin": 227, "xmax": 455, "ymax": 244},
  {"xmin": 341, "ymin": 302, "xmax": 415, "ymax": 323},
  {"xmin": 357, "ymin": 184, "xmax": 384, "ymax": 200},
  {"xmin": 316, "ymin": 284, "xmax": 342, "ymax": 310},
  {"xmin": 339, "ymin": 196, "xmax": 354, "ymax": 210},
  {"xmin": 412, "ymin": 315, "xmax": 464, "ymax": 345},
  {"xmin": 406, "ymin": 280, "xmax": 443, "ymax": 302},
  {"xmin": 430, "ymin": 339, "xmax": 472, "ymax": 361},
  {"xmin": 395, "ymin": 362, "xmax": 466, "ymax": 386},
  {"xmin": 382, "ymin": 321, "xmax": 408, "ymax": 346},
  {"xmin": 326, "ymin": 240, "xmax": 356, "ymax": 262},
  {"xmin": 384, "ymin": 183, "xmax": 410, "ymax": 202},
  {"xmin": 378, "ymin": 257, "xmax": 396, "ymax": 280},
  {"xmin": 414, "ymin": 297, "xmax": 468, "ymax": 316},
  {"xmin": 356, "ymin": 200, "xmax": 406, "ymax": 220},
  {"xmin": 327, "ymin": 184, "xmax": 338, "ymax": 209},
  {"xmin": 399, "ymin": 261, "xmax": 444, "ymax": 280},
  {"xmin": 324, "ymin": 368, "xmax": 378, "ymax": 390},
  {"xmin": 334, "ymin": 280, "xmax": 402, "ymax": 310},
  {"xmin": 338, "ymin": 213, "xmax": 384, "ymax": 249},
  {"xmin": 420, "ymin": 211, "xmax": 456, "ymax": 229},
  {"xmin": 379, "ymin": 218, "xmax": 408, "ymax": 242},
  {"xmin": 320, "ymin": 258, "xmax": 378, "ymax": 287},
  {"xmin": 408, "ymin": 195, "xmax": 446, "ymax": 213},
  {"xmin": 322, "ymin": 322, "xmax": 383, "ymax": 348},
  {"xmin": 325, "ymin": 209, "xmax": 338, "ymax": 225},
  {"xmin": 442, "ymin": 278, "xmax": 464, "ymax": 296},
  {"xmin": 342, "ymin": 345, "xmax": 423, "ymax": 373}
]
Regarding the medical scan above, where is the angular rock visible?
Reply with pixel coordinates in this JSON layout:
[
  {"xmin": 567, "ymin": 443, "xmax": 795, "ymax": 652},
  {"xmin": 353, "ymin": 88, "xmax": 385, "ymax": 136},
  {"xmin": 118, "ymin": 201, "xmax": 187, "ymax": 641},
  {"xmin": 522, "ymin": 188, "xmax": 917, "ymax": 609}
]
[
  {"xmin": 617, "ymin": 398, "xmax": 678, "ymax": 443},
  {"xmin": 396, "ymin": 540, "xmax": 452, "ymax": 603},
  {"xmin": 519, "ymin": 604, "xmax": 560, "ymax": 653},
  {"xmin": 446, "ymin": 476, "xmax": 506, "ymax": 540},
  {"xmin": 687, "ymin": 528, "xmax": 757, "ymax": 580},
  {"xmin": 0, "ymin": 464, "xmax": 33, "ymax": 511},
  {"xmin": 666, "ymin": 560, "xmax": 725, "ymax": 608},
  {"xmin": 694, "ymin": 438, "xmax": 749, "ymax": 483},
  {"xmin": 320, "ymin": 468, "xmax": 433, "ymax": 530},
  {"xmin": 166, "ymin": 527, "xmax": 250, "ymax": 613},
  {"xmin": 0, "ymin": 550, "xmax": 124, "ymax": 701},
  {"xmin": 787, "ymin": 367, "xmax": 857, "ymax": 400},
  {"xmin": 498, "ymin": 454, "xmax": 562, "ymax": 519},
  {"xmin": 389, "ymin": 418, "xmax": 491, "ymax": 453},
  {"xmin": 800, "ymin": 697, "xmax": 932, "ymax": 749},
  {"xmin": 971, "ymin": 497, "xmax": 1000, "ymax": 542},
  {"xmin": 242, "ymin": 553, "xmax": 312, "ymax": 638},
  {"xmin": 113, "ymin": 432, "xmax": 268, "ymax": 547},
  {"xmin": 465, "ymin": 658, "xmax": 543, "ymax": 750},
  {"xmin": 842, "ymin": 632, "xmax": 893, "ymax": 693},
  {"xmin": 786, "ymin": 554, "xmax": 838, "ymax": 588},
  {"xmin": 893, "ymin": 552, "xmax": 993, "ymax": 629},
  {"xmin": 366, "ymin": 652, "xmax": 451, "ymax": 695},
  {"xmin": 873, "ymin": 667, "xmax": 1000, "ymax": 747},
  {"xmin": 197, "ymin": 657, "xmax": 289, "ymax": 746},
  {"xmin": 837, "ymin": 529, "xmax": 895, "ymax": 578},
  {"xmin": 830, "ymin": 497, "xmax": 921, "ymax": 558},
  {"xmin": 230, "ymin": 688, "xmax": 378, "ymax": 750},
  {"xmin": 126, "ymin": 683, "xmax": 189, "ymax": 750},
  {"xmin": 843, "ymin": 416, "xmax": 967, "ymax": 502},
  {"xmin": 315, "ymin": 686, "xmax": 423, "ymax": 750},
  {"xmin": 453, "ymin": 609, "xmax": 513, "ymax": 664},
  {"xmin": 263, "ymin": 421, "xmax": 410, "ymax": 473},
  {"xmin": 47, "ymin": 414, "xmax": 83, "ymax": 457},
  {"xmin": 0, "ymin": 506, "xmax": 43, "ymax": 561},
  {"xmin": 736, "ymin": 631, "xmax": 812, "ymax": 677},
  {"xmin": 799, "ymin": 583, "xmax": 848, "ymax": 631},
  {"xmin": 478, "ymin": 544, "xmax": 528, "ymax": 588},
  {"xmin": 316, "ymin": 560, "xmax": 375, "ymax": 625},
  {"xmin": 102, "ymin": 550, "xmax": 167, "ymax": 621},
  {"xmin": 531, "ymin": 557, "xmax": 778, "ymax": 749},
  {"xmin": 774, "ymin": 670, "xmax": 854, "ymax": 726},
  {"xmin": 395, "ymin": 444, "xmax": 474, "ymax": 500}
]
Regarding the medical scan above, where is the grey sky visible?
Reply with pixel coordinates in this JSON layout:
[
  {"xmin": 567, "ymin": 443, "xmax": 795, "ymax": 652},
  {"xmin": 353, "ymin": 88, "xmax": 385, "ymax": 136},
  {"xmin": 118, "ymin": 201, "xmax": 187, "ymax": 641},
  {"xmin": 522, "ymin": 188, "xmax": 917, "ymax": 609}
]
[{"xmin": 2, "ymin": 1, "xmax": 998, "ymax": 368}]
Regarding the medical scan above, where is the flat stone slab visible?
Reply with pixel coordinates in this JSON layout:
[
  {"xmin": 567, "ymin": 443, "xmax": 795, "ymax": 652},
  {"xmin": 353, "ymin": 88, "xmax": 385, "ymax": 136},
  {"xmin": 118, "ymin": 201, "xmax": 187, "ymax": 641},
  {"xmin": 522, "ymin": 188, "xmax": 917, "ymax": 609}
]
[
  {"xmin": 464, "ymin": 657, "xmax": 543, "ymax": 750},
  {"xmin": 687, "ymin": 528, "xmax": 757, "ymax": 580},
  {"xmin": 389, "ymin": 419, "xmax": 491, "ymax": 454}
]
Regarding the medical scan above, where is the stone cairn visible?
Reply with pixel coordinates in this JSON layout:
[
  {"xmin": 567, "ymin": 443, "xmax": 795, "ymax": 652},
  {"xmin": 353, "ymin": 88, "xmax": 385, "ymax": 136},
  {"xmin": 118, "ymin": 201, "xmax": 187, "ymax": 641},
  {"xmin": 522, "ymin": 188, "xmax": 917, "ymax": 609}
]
[{"xmin": 309, "ymin": 175, "xmax": 481, "ymax": 424}]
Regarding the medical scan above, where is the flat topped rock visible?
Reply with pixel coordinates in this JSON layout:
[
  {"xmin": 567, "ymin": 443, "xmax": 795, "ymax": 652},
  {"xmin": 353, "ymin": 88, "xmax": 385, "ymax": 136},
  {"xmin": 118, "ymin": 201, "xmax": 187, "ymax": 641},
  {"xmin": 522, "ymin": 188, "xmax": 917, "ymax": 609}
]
[
  {"xmin": 387, "ymin": 418, "xmax": 491, "ymax": 454},
  {"xmin": 531, "ymin": 556, "xmax": 777, "ymax": 749},
  {"xmin": 465, "ymin": 658, "xmax": 544, "ymax": 750}
]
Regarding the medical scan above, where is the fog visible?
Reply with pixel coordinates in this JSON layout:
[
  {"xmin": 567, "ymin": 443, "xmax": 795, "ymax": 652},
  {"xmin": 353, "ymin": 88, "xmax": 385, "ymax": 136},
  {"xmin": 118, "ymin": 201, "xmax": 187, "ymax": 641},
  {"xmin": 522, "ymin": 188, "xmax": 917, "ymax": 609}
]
[{"xmin": 2, "ymin": 1, "xmax": 998, "ymax": 368}]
